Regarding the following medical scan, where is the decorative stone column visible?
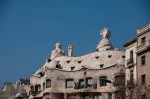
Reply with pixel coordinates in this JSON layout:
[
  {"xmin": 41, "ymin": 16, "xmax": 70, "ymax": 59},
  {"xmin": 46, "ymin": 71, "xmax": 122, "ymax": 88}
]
[
  {"xmin": 112, "ymin": 92, "xmax": 115, "ymax": 99},
  {"xmin": 76, "ymin": 94, "xmax": 80, "ymax": 99},
  {"xmin": 102, "ymin": 93, "xmax": 109, "ymax": 99},
  {"xmin": 89, "ymin": 93, "xmax": 93, "ymax": 99},
  {"xmin": 64, "ymin": 93, "xmax": 67, "ymax": 99}
]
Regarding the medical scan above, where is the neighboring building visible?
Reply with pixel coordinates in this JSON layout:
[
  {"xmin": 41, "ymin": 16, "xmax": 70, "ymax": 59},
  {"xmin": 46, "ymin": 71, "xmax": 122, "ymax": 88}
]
[
  {"xmin": 124, "ymin": 23, "xmax": 150, "ymax": 99},
  {"xmin": 0, "ymin": 79, "xmax": 30, "ymax": 99},
  {"xmin": 136, "ymin": 23, "xmax": 150, "ymax": 85},
  {"xmin": 123, "ymin": 38, "xmax": 137, "ymax": 99},
  {"xmin": 29, "ymin": 28, "xmax": 125, "ymax": 99}
]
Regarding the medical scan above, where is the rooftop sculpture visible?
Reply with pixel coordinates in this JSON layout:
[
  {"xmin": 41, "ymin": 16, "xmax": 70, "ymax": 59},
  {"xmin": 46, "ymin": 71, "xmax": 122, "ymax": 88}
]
[{"xmin": 96, "ymin": 28, "xmax": 113, "ymax": 51}]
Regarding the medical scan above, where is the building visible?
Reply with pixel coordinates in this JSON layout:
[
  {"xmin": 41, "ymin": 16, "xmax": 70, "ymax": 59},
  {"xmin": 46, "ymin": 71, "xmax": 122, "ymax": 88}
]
[
  {"xmin": 29, "ymin": 28, "xmax": 125, "ymax": 99},
  {"xmin": 123, "ymin": 38, "xmax": 137, "ymax": 99},
  {"xmin": 136, "ymin": 23, "xmax": 150, "ymax": 85},
  {"xmin": 0, "ymin": 79, "xmax": 30, "ymax": 99},
  {"xmin": 124, "ymin": 23, "xmax": 150, "ymax": 99}
]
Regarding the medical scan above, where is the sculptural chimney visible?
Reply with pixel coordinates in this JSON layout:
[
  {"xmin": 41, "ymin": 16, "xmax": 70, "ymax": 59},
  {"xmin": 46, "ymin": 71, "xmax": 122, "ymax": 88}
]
[{"xmin": 68, "ymin": 45, "xmax": 73, "ymax": 56}]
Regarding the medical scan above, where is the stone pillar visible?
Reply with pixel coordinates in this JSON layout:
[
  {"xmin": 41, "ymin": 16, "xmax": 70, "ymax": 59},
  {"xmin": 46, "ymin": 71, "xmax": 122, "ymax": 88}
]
[
  {"xmin": 102, "ymin": 93, "xmax": 109, "ymax": 99},
  {"xmin": 64, "ymin": 93, "xmax": 67, "ymax": 99},
  {"xmin": 76, "ymin": 94, "xmax": 80, "ymax": 99},
  {"xmin": 112, "ymin": 92, "xmax": 115, "ymax": 99},
  {"xmin": 89, "ymin": 93, "xmax": 93, "ymax": 99}
]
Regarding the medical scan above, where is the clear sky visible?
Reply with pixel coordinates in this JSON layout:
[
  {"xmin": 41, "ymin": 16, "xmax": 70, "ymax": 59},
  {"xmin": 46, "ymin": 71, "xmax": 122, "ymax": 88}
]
[{"xmin": 0, "ymin": 0, "xmax": 150, "ymax": 88}]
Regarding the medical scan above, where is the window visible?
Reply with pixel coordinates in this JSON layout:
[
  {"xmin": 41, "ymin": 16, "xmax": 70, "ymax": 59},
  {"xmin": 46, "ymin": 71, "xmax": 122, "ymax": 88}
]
[
  {"xmin": 46, "ymin": 79, "xmax": 51, "ymax": 88},
  {"xmin": 141, "ymin": 55, "xmax": 146, "ymax": 65},
  {"xmin": 67, "ymin": 60, "xmax": 70, "ymax": 63},
  {"xmin": 141, "ymin": 74, "xmax": 146, "ymax": 84},
  {"xmin": 130, "ymin": 70, "xmax": 134, "ymax": 82},
  {"xmin": 130, "ymin": 51, "xmax": 133, "ymax": 59},
  {"xmin": 109, "ymin": 93, "xmax": 112, "ymax": 99},
  {"xmin": 100, "ymin": 76, "xmax": 107, "ymax": 86},
  {"xmin": 43, "ymin": 82, "xmax": 45, "ymax": 90},
  {"xmin": 79, "ymin": 79, "xmax": 84, "ymax": 88},
  {"xmin": 35, "ymin": 84, "xmax": 41, "ymax": 91},
  {"xmin": 100, "ymin": 64, "xmax": 104, "ymax": 68},
  {"xmin": 95, "ymin": 56, "xmax": 99, "ymax": 59},
  {"xmin": 78, "ymin": 61, "xmax": 82, "ymax": 64},
  {"xmin": 66, "ymin": 79, "xmax": 74, "ymax": 88},
  {"xmin": 86, "ymin": 78, "xmax": 93, "ymax": 87},
  {"xmin": 108, "ymin": 55, "xmax": 112, "ymax": 58},
  {"xmin": 93, "ymin": 94, "xmax": 102, "ymax": 99},
  {"xmin": 84, "ymin": 95, "xmax": 89, "ymax": 99},
  {"xmin": 31, "ymin": 86, "xmax": 34, "ymax": 93},
  {"xmin": 71, "ymin": 67, "xmax": 75, "ymax": 70},
  {"xmin": 141, "ymin": 37, "xmax": 146, "ymax": 44},
  {"xmin": 68, "ymin": 94, "xmax": 76, "ymax": 99}
]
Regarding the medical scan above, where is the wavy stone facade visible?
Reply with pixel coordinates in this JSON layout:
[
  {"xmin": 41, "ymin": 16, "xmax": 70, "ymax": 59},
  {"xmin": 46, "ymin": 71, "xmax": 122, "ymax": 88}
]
[{"xmin": 29, "ymin": 28, "xmax": 125, "ymax": 99}]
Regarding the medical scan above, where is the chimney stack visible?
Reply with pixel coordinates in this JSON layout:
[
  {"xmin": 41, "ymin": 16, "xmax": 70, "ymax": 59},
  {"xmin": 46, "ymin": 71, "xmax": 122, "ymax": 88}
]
[{"xmin": 68, "ymin": 45, "xmax": 73, "ymax": 56}]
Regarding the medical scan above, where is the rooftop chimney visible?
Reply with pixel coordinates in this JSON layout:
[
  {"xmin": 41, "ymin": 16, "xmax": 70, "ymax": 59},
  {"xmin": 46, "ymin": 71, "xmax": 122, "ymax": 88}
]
[{"xmin": 68, "ymin": 45, "xmax": 73, "ymax": 56}]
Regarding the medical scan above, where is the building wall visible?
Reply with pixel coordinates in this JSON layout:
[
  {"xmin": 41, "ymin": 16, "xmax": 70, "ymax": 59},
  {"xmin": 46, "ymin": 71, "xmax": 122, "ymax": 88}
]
[
  {"xmin": 124, "ymin": 41, "xmax": 137, "ymax": 83},
  {"xmin": 137, "ymin": 30, "xmax": 150, "ymax": 84},
  {"xmin": 29, "ymin": 50, "xmax": 125, "ymax": 99}
]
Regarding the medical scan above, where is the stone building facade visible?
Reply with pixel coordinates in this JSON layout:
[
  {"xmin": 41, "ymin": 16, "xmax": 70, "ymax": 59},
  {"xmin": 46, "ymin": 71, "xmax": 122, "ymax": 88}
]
[
  {"xmin": 29, "ymin": 28, "xmax": 125, "ymax": 99},
  {"xmin": 124, "ymin": 23, "xmax": 150, "ymax": 99},
  {"xmin": 0, "ymin": 79, "xmax": 30, "ymax": 99}
]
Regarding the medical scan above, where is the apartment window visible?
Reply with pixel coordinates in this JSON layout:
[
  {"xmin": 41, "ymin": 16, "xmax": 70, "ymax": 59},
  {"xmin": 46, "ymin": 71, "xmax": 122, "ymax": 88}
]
[
  {"xmin": 130, "ymin": 70, "xmax": 134, "ymax": 82},
  {"xmin": 100, "ymin": 76, "xmax": 107, "ymax": 86},
  {"xmin": 84, "ymin": 95, "xmax": 89, "ymax": 99},
  {"xmin": 46, "ymin": 79, "xmax": 51, "ymax": 88},
  {"xmin": 79, "ymin": 79, "xmax": 84, "ymax": 88},
  {"xmin": 66, "ymin": 79, "xmax": 74, "ymax": 88},
  {"xmin": 141, "ymin": 55, "xmax": 146, "ymax": 65},
  {"xmin": 86, "ymin": 78, "xmax": 93, "ymax": 87},
  {"xmin": 109, "ymin": 93, "xmax": 112, "ymax": 99},
  {"xmin": 130, "ymin": 51, "xmax": 133, "ymax": 59},
  {"xmin": 93, "ymin": 94, "xmax": 102, "ymax": 99},
  {"xmin": 141, "ymin": 74, "xmax": 146, "ymax": 84},
  {"xmin": 141, "ymin": 37, "xmax": 146, "ymax": 44},
  {"xmin": 68, "ymin": 94, "xmax": 76, "ymax": 99}
]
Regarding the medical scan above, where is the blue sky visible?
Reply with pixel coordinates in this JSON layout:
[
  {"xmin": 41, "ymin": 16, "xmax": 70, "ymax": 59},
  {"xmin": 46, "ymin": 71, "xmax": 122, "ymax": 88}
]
[{"xmin": 0, "ymin": 0, "xmax": 150, "ymax": 88}]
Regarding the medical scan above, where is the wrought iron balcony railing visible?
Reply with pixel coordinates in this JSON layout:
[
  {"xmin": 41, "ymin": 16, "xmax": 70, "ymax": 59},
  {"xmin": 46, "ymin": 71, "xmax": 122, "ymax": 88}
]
[
  {"xmin": 127, "ymin": 58, "xmax": 134, "ymax": 66},
  {"xmin": 136, "ymin": 40, "xmax": 150, "ymax": 53}
]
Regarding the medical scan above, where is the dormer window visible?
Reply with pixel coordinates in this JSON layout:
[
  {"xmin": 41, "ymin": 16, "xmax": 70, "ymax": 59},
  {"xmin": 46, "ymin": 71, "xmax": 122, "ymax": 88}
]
[
  {"xmin": 95, "ymin": 56, "xmax": 99, "ymax": 59},
  {"xmin": 122, "ymin": 55, "xmax": 125, "ymax": 58},
  {"xmin": 78, "ymin": 61, "xmax": 82, "ymax": 64},
  {"xmin": 71, "ymin": 67, "xmax": 75, "ymax": 70},
  {"xmin": 100, "ymin": 64, "xmax": 104, "ymax": 68},
  {"xmin": 66, "ymin": 60, "xmax": 71, "ymax": 63},
  {"xmin": 108, "ymin": 55, "xmax": 112, "ymax": 58}
]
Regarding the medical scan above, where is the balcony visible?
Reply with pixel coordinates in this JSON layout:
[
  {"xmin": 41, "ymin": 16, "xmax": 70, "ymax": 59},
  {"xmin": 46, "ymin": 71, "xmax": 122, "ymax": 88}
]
[
  {"xmin": 137, "ymin": 23, "xmax": 150, "ymax": 35},
  {"xmin": 136, "ymin": 40, "xmax": 150, "ymax": 54},
  {"xmin": 127, "ymin": 58, "xmax": 134, "ymax": 67}
]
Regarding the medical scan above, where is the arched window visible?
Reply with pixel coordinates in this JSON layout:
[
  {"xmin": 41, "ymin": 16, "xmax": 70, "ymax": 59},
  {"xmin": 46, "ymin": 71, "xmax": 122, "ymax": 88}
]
[
  {"xmin": 46, "ymin": 79, "xmax": 51, "ymax": 88},
  {"xmin": 43, "ymin": 82, "xmax": 45, "ymax": 90}
]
